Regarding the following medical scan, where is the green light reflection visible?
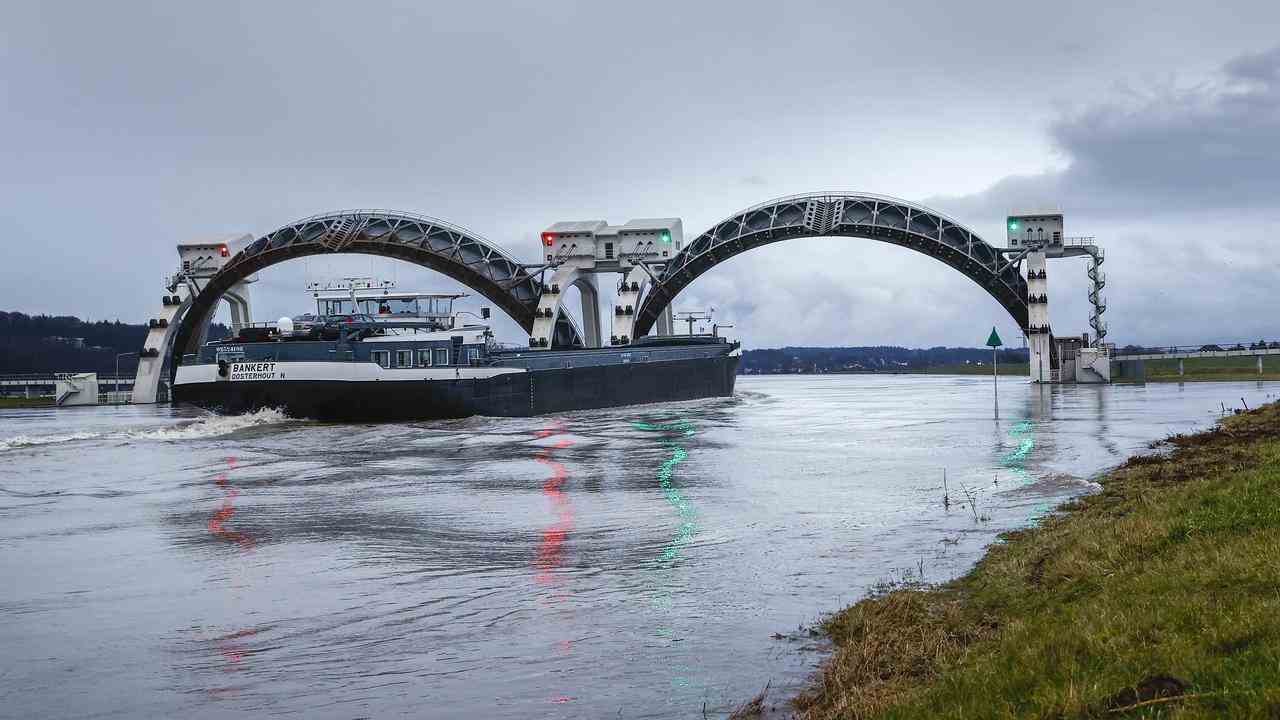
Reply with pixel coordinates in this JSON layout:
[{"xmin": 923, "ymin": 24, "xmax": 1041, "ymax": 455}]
[
  {"xmin": 1001, "ymin": 420, "xmax": 1035, "ymax": 485},
  {"xmin": 633, "ymin": 418, "xmax": 706, "ymax": 695}
]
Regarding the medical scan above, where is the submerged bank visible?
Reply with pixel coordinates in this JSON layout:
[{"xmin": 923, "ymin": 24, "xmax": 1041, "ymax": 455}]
[{"xmin": 794, "ymin": 401, "xmax": 1280, "ymax": 719}]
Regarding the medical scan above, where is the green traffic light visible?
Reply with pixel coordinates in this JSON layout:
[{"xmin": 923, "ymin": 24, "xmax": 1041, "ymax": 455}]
[
  {"xmin": 1008, "ymin": 221, "xmax": 1019, "ymax": 231},
  {"xmin": 660, "ymin": 230, "xmax": 671, "ymax": 243}
]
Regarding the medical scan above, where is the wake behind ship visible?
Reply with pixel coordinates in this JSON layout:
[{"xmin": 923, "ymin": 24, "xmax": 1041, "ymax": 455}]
[{"xmin": 173, "ymin": 279, "xmax": 739, "ymax": 421}]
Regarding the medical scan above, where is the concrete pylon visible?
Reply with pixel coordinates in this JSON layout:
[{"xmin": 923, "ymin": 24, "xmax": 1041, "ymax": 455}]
[
  {"xmin": 572, "ymin": 275, "xmax": 601, "ymax": 348},
  {"xmin": 1026, "ymin": 251, "xmax": 1051, "ymax": 383},
  {"xmin": 133, "ymin": 234, "xmax": 253, "ymax": 403},
  {"xmin": 132, "ymin": 291, "xmax": 191, "ymax": 404},
  {"xmin": 530, "ymin": 263, "xmax": 603, "ymax": 348},
  {"xmin": 610, "ymin": 265, "xmax": 649, "ymax": 344},
  {"xmin": 223, "ymin": 285, "xmax": 253, "ymax": 333},
  {"xmin": 656, "ymin": 305, "xmax": 674, "ymax": 336}
]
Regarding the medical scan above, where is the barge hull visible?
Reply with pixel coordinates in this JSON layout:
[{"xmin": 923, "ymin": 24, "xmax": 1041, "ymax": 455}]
[{"xmin": 173, "ymin": 355, "xmax": 739, "ymax": 421}]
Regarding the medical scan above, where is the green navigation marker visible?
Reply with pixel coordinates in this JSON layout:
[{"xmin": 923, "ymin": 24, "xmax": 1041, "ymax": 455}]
[
  {"xmin": 987, "ymin": 326, "xmax": 1002, "ymax": 418},
  {"xmin": 986, "ymin": 326, "xmax": 1003, "ymax": 348}
]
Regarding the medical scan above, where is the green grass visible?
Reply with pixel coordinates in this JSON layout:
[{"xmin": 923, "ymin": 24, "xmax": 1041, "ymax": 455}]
[
  {"xmin": 0, "ymin": 397, "xmax": 54, "ymax": 408},
  {"xmin": 1136, "ymin": 355, "xmax": 1280, "ymax": 383},
  {"xmin": 794, "ymin": 402, "xmax": 1280, "ymax": 719},
  {"xmin": 921, "ymin": 363, "xmax": 1030, "ymax": 376}
]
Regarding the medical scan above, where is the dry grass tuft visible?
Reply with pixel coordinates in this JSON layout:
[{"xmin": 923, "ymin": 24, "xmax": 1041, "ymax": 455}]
[{"xmin": 728, "ymin": 680, "xmax": 771, "ymax": 719}]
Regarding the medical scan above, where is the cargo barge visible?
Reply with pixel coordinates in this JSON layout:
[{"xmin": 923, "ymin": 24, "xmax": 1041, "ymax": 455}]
[{"xmin": 172, "ymin": 279, "xmax": 739, "ymax": 421}]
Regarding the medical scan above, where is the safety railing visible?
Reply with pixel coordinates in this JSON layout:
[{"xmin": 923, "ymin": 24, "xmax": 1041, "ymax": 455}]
[{"xmin": 1113, "ymin": 342, "xmax": 1280, "ymax": 356}]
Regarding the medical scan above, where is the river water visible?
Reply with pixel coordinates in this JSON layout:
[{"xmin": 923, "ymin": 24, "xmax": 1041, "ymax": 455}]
[{"xmin": 1, "ymin": 375, "xmax": 1275, "ymax": 718}]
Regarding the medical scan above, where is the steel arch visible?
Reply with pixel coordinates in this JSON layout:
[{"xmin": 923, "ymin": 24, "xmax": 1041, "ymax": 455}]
[
  {"xmin": 632, "ymin": 193, "xmax": 1028, "ymax": 337},
  {"xmin": 170, "ymin": 210, "xmax": 578, "ymax": 371}
]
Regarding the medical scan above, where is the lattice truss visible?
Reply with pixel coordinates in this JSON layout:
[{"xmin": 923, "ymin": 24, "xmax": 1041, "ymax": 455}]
[
  {"xmin": 633, "ymin": 193, "xmax": 1029, "ymax": 337},
  {"xmin": 171, "ymin": 210, "xmax": 584, "ymax": 367},
  {"xmin": 250, "ymin": 211, "xmax": 543, "ymax": 314}
]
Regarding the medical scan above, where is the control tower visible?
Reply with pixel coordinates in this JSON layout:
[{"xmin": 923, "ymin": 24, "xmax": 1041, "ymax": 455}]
[
  {"xmin": 529, "ymin": 218, "xmax": 680, "ymax": 348},
  {"xmin": 1005, "ymin": 211, "xmax": 1108, "ymax": 383}
]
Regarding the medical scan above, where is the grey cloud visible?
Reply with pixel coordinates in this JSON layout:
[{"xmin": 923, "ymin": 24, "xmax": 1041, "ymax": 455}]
[
  {"xmin": 701, "ymin": 46, "xmax": 1280, "ymax": 348},
  {"xmin": 940, "ymin": 45, "xmax": 1280, "ymax": 224}
]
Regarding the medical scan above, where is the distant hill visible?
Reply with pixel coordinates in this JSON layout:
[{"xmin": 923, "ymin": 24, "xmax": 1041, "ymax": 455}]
[
  {"xmin": 741, "ymin": 345, "xmax": 1030, "ymax": 374},
  {"xmin": 0, "ymin": 311, "xmax": 228, "ymax": 375}
]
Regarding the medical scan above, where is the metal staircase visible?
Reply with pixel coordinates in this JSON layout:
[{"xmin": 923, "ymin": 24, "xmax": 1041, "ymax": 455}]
[
  {"xmin": 802, "ymin": 198, "xmax": 841, "ymax": 235},
  {"xmin": 1087, "ymin": 247, "xmax": 1107, "ymax": 345},
  {"xmin": 321, "ymin": 216, "xmax": 359, "ymax": 251}
]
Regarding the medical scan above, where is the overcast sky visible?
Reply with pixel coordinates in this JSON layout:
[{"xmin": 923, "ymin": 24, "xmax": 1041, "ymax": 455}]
[{"xmin": 3, "ymin": 1, "xmax": 1278, "ymax": 348}]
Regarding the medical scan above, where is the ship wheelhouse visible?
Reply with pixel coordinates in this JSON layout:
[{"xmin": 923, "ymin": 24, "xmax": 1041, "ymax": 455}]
[{"xmin": 195, "ymin": 278, "xmax": 495, "ymax": 369}]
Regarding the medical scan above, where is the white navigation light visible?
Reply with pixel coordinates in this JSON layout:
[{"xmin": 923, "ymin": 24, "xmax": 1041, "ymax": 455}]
[{"xmin": 276, "ymin": 316, "xmax": 295, "ymax": 335}]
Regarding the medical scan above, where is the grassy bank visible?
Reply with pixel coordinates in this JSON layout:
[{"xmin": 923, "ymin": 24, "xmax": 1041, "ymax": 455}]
[
  {"xmin": 0, "ymin": 397, "xmax": 54, "ymax": 408},
  {"xmin": 1128, "ymin": 355, "xmax": 1280, "ymax": 383},
  {"xmin": 921, "ymin": 363, "xmax": 1030, "ymax": 376},
  {"xmin": 793, "ymin": 402, "xmax": 1280, "ymax": 719}
]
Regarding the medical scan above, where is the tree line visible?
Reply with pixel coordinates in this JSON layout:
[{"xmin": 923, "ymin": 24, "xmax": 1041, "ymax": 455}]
[
  {"xmin": 0, "ymin": 311, "xmax": 228, "ymax": 375},
  {"xmin": 740, "ymin": 345, "xmax": 1030, "ymax": 374}
]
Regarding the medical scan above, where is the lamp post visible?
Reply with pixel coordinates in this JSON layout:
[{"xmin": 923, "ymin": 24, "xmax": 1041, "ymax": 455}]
[{"xmin": 115, "ymin": 352, "xmax": 137, "ymax": 405}]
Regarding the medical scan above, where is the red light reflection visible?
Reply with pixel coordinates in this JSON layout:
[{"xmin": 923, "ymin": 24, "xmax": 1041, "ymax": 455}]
[
  {"xmin": 214, "ymin": 627, "xmax": 259, "ymax": 668},
  {"xmin": 208, "ymin": 456, "xmax": 253, "ymax": 549},
  {"xmin": 533, "ymin": 424, "xmax": 574, "ymax": 584}
]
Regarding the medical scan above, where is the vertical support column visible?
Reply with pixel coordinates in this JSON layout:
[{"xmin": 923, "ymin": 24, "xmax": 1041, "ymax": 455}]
[
  {"xmin": 1026, "ymin": 251, "xmax": 1051, "ymax": 383},
  {"xmin": 529, "ymin": 263, "xmax": 602, "ymax": 349},
  {"xmin": 226, "ymin": 295, "xmax": 246, "ymax": 333},
  {"xmin": 134, "ymin": 290, "xmax": 194, "ymax": 404},
  {"xmin": 611, "ymin": 266, "xmax": 648, "ymax": 344},
  {"xmin": 656, "ymin": 305, "xmax": 674, "ymax": 336},
  {"xmin": 224, "ymin": 283, "xmax": 253, "ymax": 332},
  {"xmin": 1179, "ymin": 358, "xmax": 1185, "ymax": 376},
  {"xmin": 576, "ymin": 275, "xmax": 601, "ymax": 349},
  {"xmin": 1259, "ymin": 355, "xmax": 1264, "ymax": 376},
  {"xmin": 530, "ymin": 270, "xmax": 567, "ymax": 349}
]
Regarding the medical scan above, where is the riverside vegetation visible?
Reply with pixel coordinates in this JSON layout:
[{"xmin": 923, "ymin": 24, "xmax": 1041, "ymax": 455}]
[{"xmin": 793, "ymin": 400, "xmax": 1280, "ymax": 719}]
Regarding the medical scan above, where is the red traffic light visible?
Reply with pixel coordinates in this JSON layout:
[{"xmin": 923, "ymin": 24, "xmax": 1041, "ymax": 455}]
[
  {"xmin": 219, "ymin": 245, "xmax": 230, "ymax": 257},
  {"xmin": 541, "ymin": 233, "xmax": 555, "ymax": 247}
]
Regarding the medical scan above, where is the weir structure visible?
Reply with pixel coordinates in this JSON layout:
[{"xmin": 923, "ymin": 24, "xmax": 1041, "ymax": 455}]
[
  {"xmin": 132, "ymin": 193, "xmax": 1108, "ymax": 403},
  {"xmin": 631, "ymin": 194, "xmax": 1106, "ymax": 384},
  {"xmin": 139, "ymin": 211, "xmax": 587, "ymax": 402},
  {"xmin": 529, "ymin": 218, "xmax": 679, "ymax": 349}
]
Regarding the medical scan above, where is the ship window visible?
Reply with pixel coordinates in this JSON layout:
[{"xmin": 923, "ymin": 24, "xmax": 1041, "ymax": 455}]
[
  {"xmin": 320, "ymin": 299, "xmax": 356, "ymax": 316},
  {"xmin": 396, "ymin": 349, "xmax": 412, "ymax": 368},
  {"xmin": 417, "ymin": 349, "xmax": 432, "ymax": 366},
  {"xmin": 604, "ymin": 242, "xmax": 614, "ymax": 259},
  {"xmin": 386, "ymin": 298, "xmax": 420, "ymax": 315},
  {"xmin": 371, "ymin": 350, "xmax": 391, "ymax": 369},
  {"xmin": 433, "ymin": 348, "xmax": 450, "ymax": 366},
  {"xmin": 467, "ymin": 348, "xmax": 480, "ymax": 364}
]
